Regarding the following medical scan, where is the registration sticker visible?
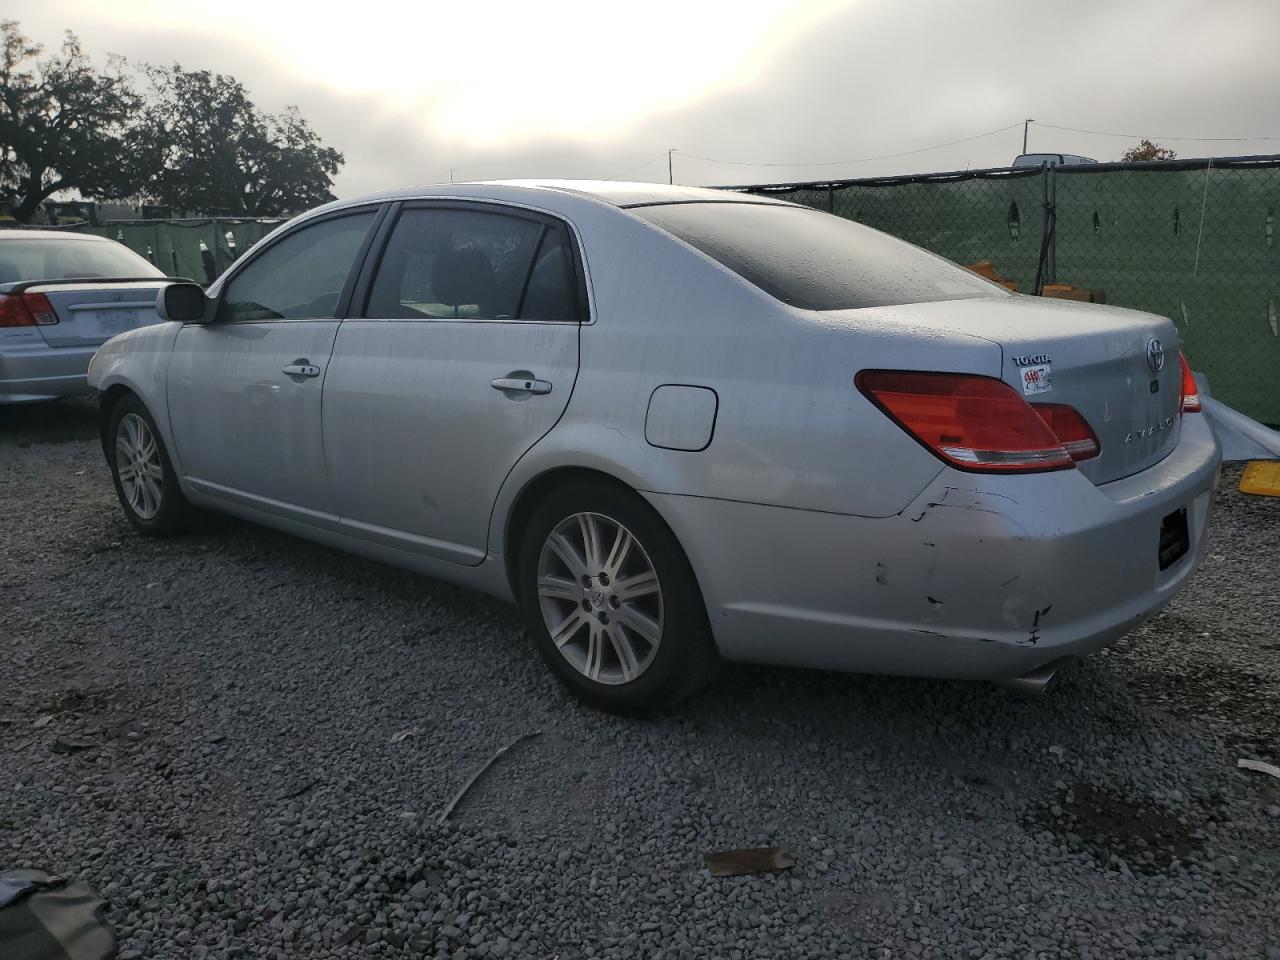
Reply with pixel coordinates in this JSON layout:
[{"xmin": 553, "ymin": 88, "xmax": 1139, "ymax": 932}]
[{"xmin": 1019, "ymin": 363, "xmax": 1052, "ymax": 395}]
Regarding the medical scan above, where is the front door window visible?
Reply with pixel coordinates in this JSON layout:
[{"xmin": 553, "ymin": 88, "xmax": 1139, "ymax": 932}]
[{"xmin": 216, "ymin": 211, "xmax": 376, "ymax": 322}]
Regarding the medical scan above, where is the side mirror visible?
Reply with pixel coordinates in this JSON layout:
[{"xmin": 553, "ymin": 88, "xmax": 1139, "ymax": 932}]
[{"xmin": 156, "ymin": 282, "xmax": 209, "ymax": 324}]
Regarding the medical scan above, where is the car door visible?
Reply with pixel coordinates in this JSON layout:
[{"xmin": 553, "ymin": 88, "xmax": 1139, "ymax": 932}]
[
  {"xmin": 167, "ymin": 207, "xmax": 381, "ymax": 523},
  {"xmin": 323, "ymin": 202, "xmax": 584, "ymax": 564}
]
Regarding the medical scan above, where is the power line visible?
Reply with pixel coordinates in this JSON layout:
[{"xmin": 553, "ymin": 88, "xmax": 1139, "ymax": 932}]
[
  {"xmin": 605, "ymin": 150, "xmax": 672, "ymax": 180},
  {"xmin": 1035, "ymin": 121, "xmax": 1280, "ymax": 142},
  {"xmin": 674, "ymin": 122, "xmax": 1023, "ymax": 169}
]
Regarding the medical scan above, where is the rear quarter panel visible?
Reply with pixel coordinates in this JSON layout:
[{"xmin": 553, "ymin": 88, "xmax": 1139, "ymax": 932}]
[{"xmin": 489, "ymin": 203, "xmax": 1005, "ymax": 557}]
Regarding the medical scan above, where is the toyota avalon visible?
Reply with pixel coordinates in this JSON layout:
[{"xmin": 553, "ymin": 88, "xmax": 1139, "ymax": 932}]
[{"xmin": 87, "ymin": 181, "xmax": 1220, "ymax": 713}]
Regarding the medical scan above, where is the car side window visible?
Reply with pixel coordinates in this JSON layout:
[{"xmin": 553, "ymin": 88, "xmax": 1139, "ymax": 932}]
[
  {"xmin": 520, "ymin": 225, "xmax": 580, "ymax": 322},
  {"xmin": 365, "ymin": 207, "xmax": 580, "ymax": 321},
  {"xmin": 215, "ymin": 211, "xmax": 376, "ymax": 323}
]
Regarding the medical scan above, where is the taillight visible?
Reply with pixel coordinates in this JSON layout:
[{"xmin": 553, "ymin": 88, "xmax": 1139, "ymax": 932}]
[
  {"xmin": 857, "ymin": 370, "xmax": 1075, "ymax": 473},
  {"xmin": 0, "ymin": 292, "xmax": 59, "ymax": 328},
  {"xmin": 1179, "ymin": 353, "xmax": 1201, "ymax": 413},
  {"xmin": 1032, "ymin": 403, "xmax": 1100, "ymax": 461}
]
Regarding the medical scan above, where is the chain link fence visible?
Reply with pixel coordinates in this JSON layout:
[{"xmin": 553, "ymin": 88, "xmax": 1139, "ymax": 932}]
[
  {"xmin": 16, "ymin": 217, "xmax": 284, "ymax": 284},
  {"xmin": 85, "ymin": 218, "xmax": 283, "ymax": 284},
  {"xmin": 738, "ymin": 156, "xmax": 1280, "ymax": 425}
]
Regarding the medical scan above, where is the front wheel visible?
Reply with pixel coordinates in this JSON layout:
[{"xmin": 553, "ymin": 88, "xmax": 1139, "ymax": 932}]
[
  {"xmin": 107, "ymin": 396, "xmax": 194, "ymax": 537},
  {"xmin": 518, "ymin": 483, "xmax": 717, "ymax": 714}
]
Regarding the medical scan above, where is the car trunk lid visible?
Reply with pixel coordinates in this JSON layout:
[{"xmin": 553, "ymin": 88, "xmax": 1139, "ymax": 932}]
[
  {"xmin": 840, "ymin": 296, "xmax": 1185, "ymax": 485},
  {"xmin": 6, "ymin": 279, "xmax": 170, "ymax": 348}
]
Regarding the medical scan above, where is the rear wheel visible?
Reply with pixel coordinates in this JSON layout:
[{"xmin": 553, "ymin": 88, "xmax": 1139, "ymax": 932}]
[
  {"xmin": 518, "ymin": 482, "xmax": 717, "ymax": 714},
  {"xmin": 107, "ymin": 396, "xmax": 194, "ymax": 537}
]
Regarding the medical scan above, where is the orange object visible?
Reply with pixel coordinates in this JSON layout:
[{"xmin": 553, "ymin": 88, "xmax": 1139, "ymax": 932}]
[
  {"xmin": 965, "ymin": 259, "xmax": 1020, "ymax": 292},
  {"xmin": 1041, "ymin": 283, "xmax": 1106, "ymax": 303}
]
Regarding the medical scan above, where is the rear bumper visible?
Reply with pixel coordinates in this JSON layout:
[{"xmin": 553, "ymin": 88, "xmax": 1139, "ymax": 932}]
[
  {"xmin": 646, "ymin": 414, "xmax": 1221, "ymax": 680},
  {"xmin": 0, "ymin": 342, "xmax": 96, "ymax": 403}
]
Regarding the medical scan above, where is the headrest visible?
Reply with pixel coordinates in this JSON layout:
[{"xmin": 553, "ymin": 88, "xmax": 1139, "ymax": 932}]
[{"xmin": 431, "ymin": 249, "xmax": 495, "ymax": 308}]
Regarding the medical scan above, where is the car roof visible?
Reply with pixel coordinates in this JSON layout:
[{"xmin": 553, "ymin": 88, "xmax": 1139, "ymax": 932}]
[
  {"xmin": 333, "ymin": 180, "xmax": 789, "ymax": 211},
  {"xmin": 481, "ymin": 180, "xmax": 787, "ymax": 208}
]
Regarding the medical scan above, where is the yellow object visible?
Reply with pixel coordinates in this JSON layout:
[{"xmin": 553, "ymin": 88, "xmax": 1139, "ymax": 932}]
[{"xmin": 1240, "ymin": 460, "xmax": 1280, "ymax": 497}]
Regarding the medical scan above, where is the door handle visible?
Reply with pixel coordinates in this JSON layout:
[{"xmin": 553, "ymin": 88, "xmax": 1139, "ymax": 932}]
[
  {"xmin": 491, "ymin": 376, "xmax": 552, "ymax": 396},
  {"xmin": 282, "ymin": 362, "xmax": 321, "ymax": 378}
]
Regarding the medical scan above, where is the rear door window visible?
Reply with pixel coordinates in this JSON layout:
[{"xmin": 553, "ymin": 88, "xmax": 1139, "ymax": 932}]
[
  {"xmin": 364, "ymin": 207, "xmax": 582, "ymax": 321},
  {"xmin": 630, "ymin": 202, "xmax": 1004, "ymax": 311},
  {"xmin": 215, "ymin": 210, "xmax": 376, "ymax": 322},
  {"xmin": 519, "ymin": 225, "xmax": 580, "ymax": 322}
]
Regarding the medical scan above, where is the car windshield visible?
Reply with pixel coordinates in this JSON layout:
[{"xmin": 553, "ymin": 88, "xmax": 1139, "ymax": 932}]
[
  {"xmin": 0, "ymin": 236, "xmax": 163, "ymax": 284},
  {"xmin": 630, "ymin": 202, "xmax": 1005, "ymax": 310}
]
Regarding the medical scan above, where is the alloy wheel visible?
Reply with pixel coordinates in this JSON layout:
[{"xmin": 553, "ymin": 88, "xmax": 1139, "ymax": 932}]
[
  {"xmin": 115, "ymin": 413, "xmax": 164, "ymax": 520},
  {"xmin": 536, "ymin": 511, "xmax": 664, "ymax": 685}
]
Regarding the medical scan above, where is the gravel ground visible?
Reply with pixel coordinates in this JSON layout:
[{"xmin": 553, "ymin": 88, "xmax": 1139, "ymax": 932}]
[{"xmin": 2, "ymin": 397, "xmax": 1278, "ymax": 960}]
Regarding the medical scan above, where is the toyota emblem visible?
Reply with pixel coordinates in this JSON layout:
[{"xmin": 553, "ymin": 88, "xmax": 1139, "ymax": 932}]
[{"xmin": 1146, "ymin": 337, "xmax": 1165, "ymax": 374}]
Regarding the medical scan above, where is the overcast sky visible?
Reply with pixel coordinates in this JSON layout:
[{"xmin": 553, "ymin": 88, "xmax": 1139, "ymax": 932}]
[{"xmin": 7, "ymin": 0, "xmax": 1280, "ymax": 198}]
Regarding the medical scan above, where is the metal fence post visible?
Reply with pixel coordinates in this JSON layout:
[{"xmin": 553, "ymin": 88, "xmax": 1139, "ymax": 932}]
[
  {"xmin": 1033, "ymin": 166, "xmax": 1057, "ymax": 296},
  {"xmin": 1046, "ymin": 166, "xmax": 1057, "ymax": 285}
]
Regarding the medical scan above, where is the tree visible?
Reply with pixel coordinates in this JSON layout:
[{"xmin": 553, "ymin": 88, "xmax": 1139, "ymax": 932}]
[
  {"xmin": 1122, "ymin": 139, "xmax": 1177, "ymax": 162},
  {"xmin": 0, "ymin": 20, "xmax": 144, "ymax": 222},
  {"xmin": 137, "ymin": 65, "xmax": 342, "ymax": 217}
]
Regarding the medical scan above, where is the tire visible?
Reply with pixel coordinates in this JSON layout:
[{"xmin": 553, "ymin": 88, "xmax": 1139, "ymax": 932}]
[
  {"xmin": 517, "ymin": 481, "xmax": 718, "ymax": 715},
  {"xmin": 107, "ymin": 396, "xmax": 195, "ymax": 537}
]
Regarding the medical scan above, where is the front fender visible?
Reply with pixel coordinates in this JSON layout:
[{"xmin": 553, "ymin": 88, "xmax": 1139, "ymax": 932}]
[{"xmin": 88, "ymin": 322, "xmax": 183, "ymax": 468}]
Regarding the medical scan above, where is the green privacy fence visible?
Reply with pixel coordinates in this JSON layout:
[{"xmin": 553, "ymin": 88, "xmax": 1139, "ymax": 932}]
[
  {"xmin": 739, "ymin": 156, "xmax": 1280, "ymax": 426},
  {"xmin": 83, "ymin": 218, "xmax": 283, "ymax": 284}
]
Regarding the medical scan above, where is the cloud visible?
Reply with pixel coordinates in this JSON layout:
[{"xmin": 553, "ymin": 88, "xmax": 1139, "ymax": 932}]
[{"xmin": 6, "ymin": 0, "xmax": 1279, "ymax": 199}]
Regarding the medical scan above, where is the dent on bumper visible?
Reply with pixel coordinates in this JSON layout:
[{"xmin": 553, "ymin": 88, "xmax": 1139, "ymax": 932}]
[{"xmin": 646, "ymin": 418, "xmax": 1221, "ymax": 681}]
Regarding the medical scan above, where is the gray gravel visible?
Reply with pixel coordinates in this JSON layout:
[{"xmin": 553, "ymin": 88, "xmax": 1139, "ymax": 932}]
[{"xmin": 2, "ymin": 397, "xmax": 1278, "ymax": 959}]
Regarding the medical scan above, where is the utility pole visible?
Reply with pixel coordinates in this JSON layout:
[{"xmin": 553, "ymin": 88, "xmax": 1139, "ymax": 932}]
[
  {"xmin": 668, "ymin": 148, "xmax": 674, "ymax": 185},
  {"xmin": 1023, "ymin": 119, "xmax": 1033, "ymax": 154},
  {"xmin": 449, "ymin": 168, "xmax": 457, "ymax": 184}
]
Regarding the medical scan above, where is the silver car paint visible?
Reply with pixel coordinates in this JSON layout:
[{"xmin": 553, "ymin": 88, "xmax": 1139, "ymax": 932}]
[
  {"xmin": 645, "ymin": 413, "xmax": 1217, "ymax": 678},
  {"xmin": 1, "ymin": 284, "xmax": 169, "ymax": 403},
  {"xmin": 1, "ymin": 234, "xmax": 167, "ymax": 403},
  {"xmin": 323, "ymin": 317, "xmax": 579, "ymax": 565},
  {"xmin": 88, "ymin": 181, "xmax": 1221, "ymax": 682},
  {"xmin": 168, "ymin": 320, "xmax": 344, "ymax": 521}
]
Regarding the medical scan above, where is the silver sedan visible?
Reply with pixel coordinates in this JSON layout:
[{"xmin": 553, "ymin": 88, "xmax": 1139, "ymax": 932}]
[
  {"xmin": 87, "ymin": 182, "xmax": 1221, "ymax": 713},
  {"xmin": 1, "ymin": 232, "xmax": 170, "ymax": 403}
]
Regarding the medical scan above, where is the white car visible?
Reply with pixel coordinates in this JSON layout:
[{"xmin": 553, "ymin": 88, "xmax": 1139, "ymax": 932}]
[
  {"xmin": 1011, "ymin": 153, "xmax": 1098, "ymax": 168},
  {"xmin": 88, "ymin": 182, "xmax": 1219, "ymax": 713}
]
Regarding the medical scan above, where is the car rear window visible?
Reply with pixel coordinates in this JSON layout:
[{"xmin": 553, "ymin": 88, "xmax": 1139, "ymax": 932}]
[
  {"xmin": 0, "ymin": 237, "xmax": 163, "ymax": 284},
  {"xmin": 630, "ymin": 202, "xmax": 1005, "ymax": 311}
]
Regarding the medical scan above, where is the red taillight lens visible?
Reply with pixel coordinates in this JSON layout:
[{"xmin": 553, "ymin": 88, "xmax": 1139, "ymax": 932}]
[
  {"xmin": 0, "ymin": 292, "xmax": 58, "ymax": 328},
  {"xmin": 24, "ymin": 293, "xmax": 58, "ymax": 326},
  {"xmin": 857, "ymin": 370, "xmax": 1075, "ymax": 473},
  {"xmin": 0, "ymin": 294, "xmax": 35, "ymax": 327},
  {"xmin": 1032, "ymin": 403, "xmax": 1100, "ymax": 461},
  {"xmin": 1179, "ymin": 353, "xmax": 1201, "ymax": 413}
]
